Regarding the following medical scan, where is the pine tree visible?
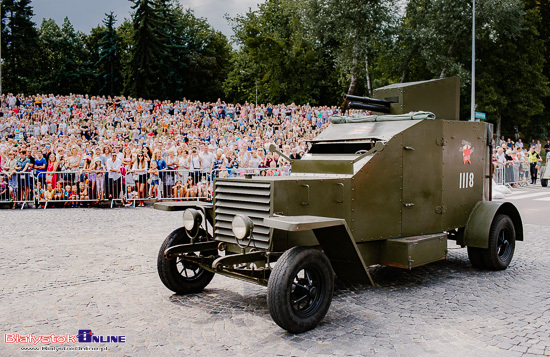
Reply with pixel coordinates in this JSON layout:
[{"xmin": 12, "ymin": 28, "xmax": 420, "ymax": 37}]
[
  {"xmin": 1, "ymin": 0, "xmax": 39, "ymax": 94},
  {"xmin": 126, "ymin": 0, "xmax": 168, "ymax": 99},
  {"xmin": 97, "ymin": 12, "xmax": 122, "ymax": 96}
]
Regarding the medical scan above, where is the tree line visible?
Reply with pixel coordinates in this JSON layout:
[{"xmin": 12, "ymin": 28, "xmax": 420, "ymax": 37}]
[{"xmin": 1, "ymin": 0, "xmax": 549, "ymax": 137}]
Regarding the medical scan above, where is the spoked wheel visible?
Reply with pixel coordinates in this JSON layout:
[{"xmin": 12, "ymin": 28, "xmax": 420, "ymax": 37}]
[
  {"xmin": 483, "ymin": 214, "xmax": 516, "ymax": 270},
  {"xmin": 291, "ymin": 267, "xmax": 324, "ymax": 317},
  {"xmin": 174, "ymin": 253, "xmax": 204, "ymax": 281},
  {"xmin": 157, "ymin": 227, "xmax": 215, "ymax": 294},
  {"xmin": 267, "ymin": 247, "xmax": 334, "ymax": 333}
]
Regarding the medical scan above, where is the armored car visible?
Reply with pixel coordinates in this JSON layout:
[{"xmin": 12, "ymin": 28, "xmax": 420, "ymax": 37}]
[{"xmin": 156, "ymin": 77, "xmax": 522, "ymax": 333}]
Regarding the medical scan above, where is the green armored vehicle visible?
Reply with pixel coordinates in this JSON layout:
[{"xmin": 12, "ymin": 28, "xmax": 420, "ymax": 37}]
[{"xmin": 156, "ymin": 77, "xmax": 523, "ymax": 333}]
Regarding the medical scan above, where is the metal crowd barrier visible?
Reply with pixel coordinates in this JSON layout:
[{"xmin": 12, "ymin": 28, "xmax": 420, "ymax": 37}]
[
  {"xmin": 0, "ymin": 171, "xmax": 35, "ymax": 209},
  {"xmin": 0, "ymin": 166, "xmax": 291, "ymax": 209},
  {"xmin": 494, "ymin": 162, "xmax": 531, "ymax": 187},
  {"xmin": 122, "ymin": 167, "xmax": 291, "ymax": 205}
]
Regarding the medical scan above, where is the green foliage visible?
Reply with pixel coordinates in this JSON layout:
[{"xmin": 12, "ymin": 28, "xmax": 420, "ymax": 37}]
[
  {"xmin": 124, "ymin": 0, "xmax": 230, "ymax": 101},
  {"xmin": 125, "ymin": 0, "xmax": 167, "ymax": 99},
  {"xmin": 97, "ymin": 12, "xmax": 122, "ymax": 96},
  {"xmin": 305, "ymin": 0, "xmax": 398, "ymax": 98},
  {"xmin": 36, "ymin": 17, "xmax": 89, "ymax": 94},
  {"xmin": 225, "ymin": 0, "xmax": 340, "ymax": 105},
  {"xmin": 1, "ymin": 0, "xmax": 547, "ymax": 129},
  {"xmin": 1, "ymin": 0, "xmax": 40, "ymax": 94},
  {"xmin": 475, "ymin": 1, "xmax": 549, "ymax": 138}
]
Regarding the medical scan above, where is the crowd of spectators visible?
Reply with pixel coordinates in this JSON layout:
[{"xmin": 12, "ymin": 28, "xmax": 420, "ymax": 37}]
[
  {"xmin": 492, "ymin": 136, "xmax": 550, "ymax": 185},
  {"xmin": 2, "ymin": 93, "xmax": 548, "ymax": 208},
  {"xmin": 0, "ymin": 93, "xmax": 347, "ymax": 208}
]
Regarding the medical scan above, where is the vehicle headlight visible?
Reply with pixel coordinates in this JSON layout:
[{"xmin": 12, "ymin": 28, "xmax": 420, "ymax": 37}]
[
  {"xmin": 232, "ymin": 215, "xmax": 254, "ymax": 240},
  {"xmin": 183, "ymin": 209, "xmax": 201, "ymax": 231}
]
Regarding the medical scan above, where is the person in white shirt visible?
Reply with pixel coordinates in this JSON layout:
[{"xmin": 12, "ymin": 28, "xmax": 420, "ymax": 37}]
[{"xmin": 106, "ymin": 152, "xmax": 123, "ymax": 199}]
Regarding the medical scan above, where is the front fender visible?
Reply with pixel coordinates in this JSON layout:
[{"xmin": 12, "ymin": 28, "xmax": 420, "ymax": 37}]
[{"xmin": 464, "ymin": 201, "xmax": 523, "ymax": 248}]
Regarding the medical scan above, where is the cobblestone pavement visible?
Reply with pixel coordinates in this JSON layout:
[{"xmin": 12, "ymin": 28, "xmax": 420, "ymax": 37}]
[{"xmin": 1, "ymin": 208, "xmax": 549, "ymax": 357}]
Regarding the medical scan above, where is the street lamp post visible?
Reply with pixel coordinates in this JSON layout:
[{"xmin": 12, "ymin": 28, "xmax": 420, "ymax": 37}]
[{"xmin": 470, "ymin": 0, "xmax": 476, "ymax": 121}]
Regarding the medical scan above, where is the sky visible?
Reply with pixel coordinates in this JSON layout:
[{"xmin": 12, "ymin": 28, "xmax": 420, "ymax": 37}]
[{"xmin": 32, "ymin": 0, "xmax": 262, "ymax": 39}]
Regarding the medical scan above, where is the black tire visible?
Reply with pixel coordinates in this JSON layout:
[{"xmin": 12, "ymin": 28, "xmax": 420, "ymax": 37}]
[
  {"xmin": 467, "ymin": 247, "xmax": 486, "ymax": 269},
  {"xmin": 482, "ymin": 214, "xmax": 516, "ymax": 270},
  {"xmin": 157, "ymin": 227, "xmax": 215, "ymax": 294},
  {"xmin": 542, "ymin": 179, "xmax": 548, "ymax": 187},
  {"xmin": 267, "ymin": 247, "xmax": 334, "ymax": 333}
]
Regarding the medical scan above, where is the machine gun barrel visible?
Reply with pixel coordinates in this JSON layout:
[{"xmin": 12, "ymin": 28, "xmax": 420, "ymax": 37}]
[
  {"xmin": 344, "ymin": 94, "xmax": 392, "ymax": 107},
  {"xmin": 348, "ymin": 102, "xmax": 391, "ymax": 114}
]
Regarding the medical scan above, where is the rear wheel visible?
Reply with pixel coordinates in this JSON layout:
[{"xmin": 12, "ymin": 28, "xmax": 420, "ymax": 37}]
[
  {"xmin": 482, "ymin": 214, "xmax": 516, "ymax": 270},
  {"xmin": 267, "ymin": 247, "xmax": 334, "ymax": 333},
  {"xmin": 157, "ymin": 227, "xmax": 215, "ymax": 294}
]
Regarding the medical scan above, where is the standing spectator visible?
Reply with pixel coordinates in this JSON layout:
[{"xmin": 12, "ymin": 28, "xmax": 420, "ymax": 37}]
[
  {"xmin": 148, "ymin": 160, "xmax": 160, "ymax": 199},
  {"xmin": 517, "ymin": 139, "xmax": 524, "ymax": 149},
  {"xmin": 106, "ymin": 152, "xmax": 122, "ymax": 199},
  {"xmin": 152, "ymin": 150, "xmax": 166, "ymax": 197},
  {"xmin": 17, "ymin": 149, "xmax": 33, "ymax": 204},
  {"xmin": 535, "ymin": 140, "xmax": 542, "ymax": 154},
  {"xmin": 165, "ymin": 150, "xmax": 178, "ymax": 197},
  {"xmin": 4, "ymin": 151, "xmax": 19, "ymax": 206},
  {"xmin": 67, "ymin": 146, "xmax": 81, "ymax": 184},
  {"xmin": 188, "ymin": 146, "xmax": 202, "ymax": 183},
  {"xmin": 93, "ymin": 159, "xmax": 106, "ymax": 201},
  {"xmin": 34, "ymin": 150, "xmax": 47, "ymax": 187},
  {"xmin": 132, "ymin": 153, "xmax": 148, "ymax": 207},
  {"xmin": 528, "ymin": 146, "xmax": 541, "ymax": 184}
]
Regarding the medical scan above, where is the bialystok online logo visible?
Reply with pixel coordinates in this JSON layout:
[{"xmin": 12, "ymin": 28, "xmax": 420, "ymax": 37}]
[{"xmin": 4, "ymin": 329, "xmax": 126, "ymax": 345}]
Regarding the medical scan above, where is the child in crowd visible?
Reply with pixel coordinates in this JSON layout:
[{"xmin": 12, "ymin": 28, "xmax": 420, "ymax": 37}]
[
  {"xmin": 54, "ymin": 182, "xmax": 64, "ymax": 200},
  {"xmin": 79, "ymin": 181, "xmax": 89, "ymax": 201},
  {"xmin": 93, "ymin": 159, "xmax": 105, "ymax": 201},
  {"xmin": 266, "ymin": 160, "xmax": 280, "ymax": 176},
  {"xmin": 198, "ymin": 178, "xmax": 208, "ymax": 198},
  {"xmin": 172, "ymin": 180, "xmax": 184, "ymax": 200},
  {"xmin": 69, "ymin": 184, "xmax": 79, "ymax": 207},
  {"xmin": 35, "ymin": 182, "xmax": 44, "ymax": 202},
  {"xmin": 63, "ymin": 185, "xmax": 71, "ymax": 205},
  {"xmin": 0, "ymin": 175, "xmax": 9, "ymax": 201},
  {"xmin": 43, "ymin": 183, "xmax": 54, "ymax": 201},
  {"xmin": 185, "ymin": 176, "xmax": 197, "ymax": 198},
  {"xmin": 123, "ymin": 186, "xmax": 138, "ymax": 206},
  {"xmin": 148, "ymin": 160, "xmax": 160, "ymax": 199}
]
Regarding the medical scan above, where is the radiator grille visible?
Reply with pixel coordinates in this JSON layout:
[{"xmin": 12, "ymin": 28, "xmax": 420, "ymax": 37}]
[{"xmin": 214, "ymin": 180, "xmax": 272, "ymax": 249}]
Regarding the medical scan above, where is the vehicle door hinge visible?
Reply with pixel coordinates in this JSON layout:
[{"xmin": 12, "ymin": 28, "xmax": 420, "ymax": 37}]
[
  {"xmin": 435, "ymin": 205, "xmax": 447, "ymax": 214},
  {"xmin": 436, "ymin": 137, "xmax": 447, "ymax": 146}
]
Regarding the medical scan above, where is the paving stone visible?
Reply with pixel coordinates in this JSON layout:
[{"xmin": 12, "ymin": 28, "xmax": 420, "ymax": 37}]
[{"xmin": 0, "ymin": 209, "xmax": 549, "ymax": 356}]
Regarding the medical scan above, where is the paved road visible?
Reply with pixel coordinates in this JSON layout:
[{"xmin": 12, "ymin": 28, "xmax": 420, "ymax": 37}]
[
  {"xmin": 1, "ymin": 204, "xmax": 549, "ymax": 356},
  {"xmin": 495, "ymin": 184, "xmax": 550, "ymax": 226}
]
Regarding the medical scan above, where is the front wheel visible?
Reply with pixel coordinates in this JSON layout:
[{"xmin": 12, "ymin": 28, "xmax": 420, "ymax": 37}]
[
  {"xmin": 267, "ymin": 247, "xmax": 334, "ymax": 333},
  {"xmin": 157, "ymin": 227, "xmax": 215, "ymax": 294}
]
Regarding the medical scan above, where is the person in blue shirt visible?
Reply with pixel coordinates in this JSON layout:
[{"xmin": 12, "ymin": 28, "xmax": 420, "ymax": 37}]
[
  {"xmin": 153, "ymin": 150, "xmax": 167, "ymax": 196},
  {"xmin": 34, "ymin": 150, "xmax": 48, "ymax": 187}
]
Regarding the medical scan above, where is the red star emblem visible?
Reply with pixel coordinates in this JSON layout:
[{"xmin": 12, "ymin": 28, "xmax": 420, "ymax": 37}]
[{"xmin": 460, "ymin": 141, "xmax": 474, "ymax": 164}]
